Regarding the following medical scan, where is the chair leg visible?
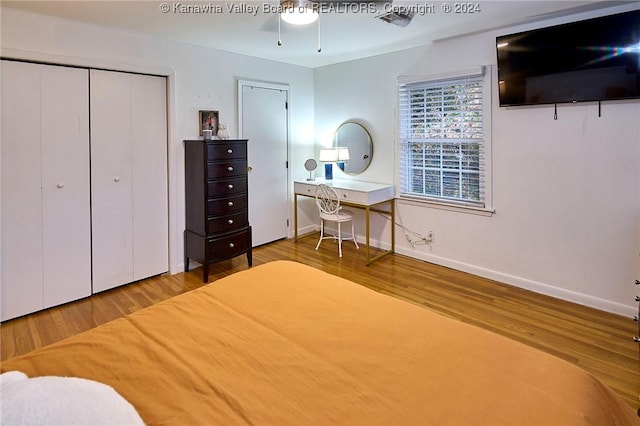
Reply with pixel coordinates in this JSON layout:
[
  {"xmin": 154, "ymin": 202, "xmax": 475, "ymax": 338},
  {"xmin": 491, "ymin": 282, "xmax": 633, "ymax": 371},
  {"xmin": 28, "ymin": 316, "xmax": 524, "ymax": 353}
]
[
  {"xmin": 338, "ymin": 221, "xmax": 343, "ymax": 257},
  {"xmin": 315, "ymin": 219, "xmax": 323, "ymax": 251}
]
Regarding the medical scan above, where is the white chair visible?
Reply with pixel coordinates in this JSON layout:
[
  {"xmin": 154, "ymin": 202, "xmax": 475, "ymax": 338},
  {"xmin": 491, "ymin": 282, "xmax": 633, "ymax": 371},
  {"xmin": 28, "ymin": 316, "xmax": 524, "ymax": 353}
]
[{"xmin": 315, "ymin": 184, "xmax": 359, "ymax": 257}]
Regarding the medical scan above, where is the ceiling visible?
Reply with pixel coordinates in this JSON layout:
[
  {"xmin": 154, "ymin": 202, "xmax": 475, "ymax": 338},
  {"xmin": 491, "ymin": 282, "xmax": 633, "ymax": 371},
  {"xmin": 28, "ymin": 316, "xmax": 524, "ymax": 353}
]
[{"xmin": 1, "ymin": 0, "xmax": 630, "ymax": 67}]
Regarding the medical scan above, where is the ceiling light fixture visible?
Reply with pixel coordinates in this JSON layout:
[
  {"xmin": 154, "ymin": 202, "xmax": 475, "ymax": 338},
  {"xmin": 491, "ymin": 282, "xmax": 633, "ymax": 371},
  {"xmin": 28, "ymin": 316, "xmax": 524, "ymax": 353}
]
[
  {"xmin": 277, "ymin": 0, "xmax": 321, "ymax": 52},
  {"xmin": 280, "ymin": 0, "xmax": 319, "ymax": 25}
]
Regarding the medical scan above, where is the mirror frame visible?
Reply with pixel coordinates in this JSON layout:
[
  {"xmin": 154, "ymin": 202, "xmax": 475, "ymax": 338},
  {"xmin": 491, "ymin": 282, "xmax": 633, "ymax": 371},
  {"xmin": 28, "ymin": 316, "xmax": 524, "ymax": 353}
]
[{"xmin": 333, "ymin": 121, "xmax": 373, "ymax": 175}]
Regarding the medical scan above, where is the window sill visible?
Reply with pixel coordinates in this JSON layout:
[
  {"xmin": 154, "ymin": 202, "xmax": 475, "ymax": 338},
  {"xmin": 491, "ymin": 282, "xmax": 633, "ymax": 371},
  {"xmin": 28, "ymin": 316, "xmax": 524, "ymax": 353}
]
[{"xmin": 396, "ymin": 195, "xmax": 495, "ymax": 217}]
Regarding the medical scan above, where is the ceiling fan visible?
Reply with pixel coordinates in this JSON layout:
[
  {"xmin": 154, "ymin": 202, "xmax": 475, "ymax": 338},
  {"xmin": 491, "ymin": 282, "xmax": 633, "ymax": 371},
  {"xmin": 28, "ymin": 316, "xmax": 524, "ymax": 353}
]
[{"xmin": 260, "ymin": 0, "xmax": 414, "ymax": 33}]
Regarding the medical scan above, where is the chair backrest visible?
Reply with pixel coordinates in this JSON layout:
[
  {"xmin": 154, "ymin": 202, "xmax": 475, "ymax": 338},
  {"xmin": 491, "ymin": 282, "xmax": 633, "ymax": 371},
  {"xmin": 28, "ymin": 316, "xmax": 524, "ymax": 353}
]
[{"xmin": 315, "ymin": 184, "xmax": 340, "ymax": 216}]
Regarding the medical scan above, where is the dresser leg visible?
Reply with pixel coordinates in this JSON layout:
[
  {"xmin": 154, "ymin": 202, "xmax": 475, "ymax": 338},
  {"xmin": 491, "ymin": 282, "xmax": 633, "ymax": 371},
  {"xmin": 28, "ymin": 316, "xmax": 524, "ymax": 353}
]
[
  {"xmin": 247, "ymin": 226, "xmax": 253, "ymax": 267},
  {"xmin": 203, "ymin": 240, "xmax": 210, "ymax": 282},
  {"xmin": 184, "ymin": 231, "xmax": 190, "ymax": 272}
]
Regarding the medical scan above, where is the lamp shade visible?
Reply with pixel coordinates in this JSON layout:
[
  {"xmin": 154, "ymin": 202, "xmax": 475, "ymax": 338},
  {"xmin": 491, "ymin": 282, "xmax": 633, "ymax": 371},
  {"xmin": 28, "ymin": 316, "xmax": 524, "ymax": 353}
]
[
  {"xmin": 319, "ymin": 148, "xmax": 338, "ymax": 162},
  {"xmin": 280, "ymin": 0, "xmax": 319, "ymax": 25}
]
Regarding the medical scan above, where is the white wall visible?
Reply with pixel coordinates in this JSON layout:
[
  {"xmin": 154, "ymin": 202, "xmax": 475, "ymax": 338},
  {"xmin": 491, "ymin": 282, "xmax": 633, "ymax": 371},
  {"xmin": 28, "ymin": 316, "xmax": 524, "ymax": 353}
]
[
  {"xmin": 314, "ymin": 5, "xmax": 640, "ymax": 316},
  {"xmin": 3, "ymin": 5, "xmax": 639, "ymax": 317},
  {"xmin": 0, "ymin": 7, "xmax": 316, "ymax": 276}
]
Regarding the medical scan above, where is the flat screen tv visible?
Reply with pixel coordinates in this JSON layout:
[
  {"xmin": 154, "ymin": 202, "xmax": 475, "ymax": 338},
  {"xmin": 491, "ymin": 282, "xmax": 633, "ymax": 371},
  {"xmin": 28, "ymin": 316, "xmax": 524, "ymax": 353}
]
[{"xmin": 496, "ymin": 9, "xmax": 640, "ymax": 106}]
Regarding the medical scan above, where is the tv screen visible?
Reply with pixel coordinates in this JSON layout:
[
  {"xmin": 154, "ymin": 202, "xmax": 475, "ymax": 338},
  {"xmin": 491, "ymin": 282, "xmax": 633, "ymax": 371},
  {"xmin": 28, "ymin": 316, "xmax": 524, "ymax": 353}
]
[{"xmin": 496, "ymin": 9, "xmax": 640, "ymax": 106}]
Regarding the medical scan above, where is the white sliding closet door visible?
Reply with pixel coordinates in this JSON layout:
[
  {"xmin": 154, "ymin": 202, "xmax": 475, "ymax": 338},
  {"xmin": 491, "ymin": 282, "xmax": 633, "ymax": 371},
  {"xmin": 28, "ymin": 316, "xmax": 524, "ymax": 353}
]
[
  {"xmin": 90, "ymin": 70, "xmax": 168, "ymax": 293},
  {"xmin": 1, "ymin": 61, "xmax": 91, "ymax": 321}
]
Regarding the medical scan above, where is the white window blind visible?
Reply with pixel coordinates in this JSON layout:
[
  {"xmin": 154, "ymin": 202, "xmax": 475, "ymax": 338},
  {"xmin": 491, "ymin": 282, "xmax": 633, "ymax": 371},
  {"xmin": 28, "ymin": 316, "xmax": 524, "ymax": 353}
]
[{"xmin": 398, "ymin": 71, "xmax": 486, "ymax": 207}]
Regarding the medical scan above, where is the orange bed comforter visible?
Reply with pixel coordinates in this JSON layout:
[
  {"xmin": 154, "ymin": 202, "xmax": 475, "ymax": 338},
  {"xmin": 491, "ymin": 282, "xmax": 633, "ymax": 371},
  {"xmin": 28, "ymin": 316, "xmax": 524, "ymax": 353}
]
[{"xmin": 2, "ymin": 260, "xmax": 638, "ymax": 425}]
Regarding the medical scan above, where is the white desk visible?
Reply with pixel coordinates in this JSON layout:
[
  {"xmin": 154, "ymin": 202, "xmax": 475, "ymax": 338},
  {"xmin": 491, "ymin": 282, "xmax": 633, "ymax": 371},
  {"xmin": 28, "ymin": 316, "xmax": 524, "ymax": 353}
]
[{"xmin": 294, "ymin": 179, "xmax": 395, "ymax": 265}]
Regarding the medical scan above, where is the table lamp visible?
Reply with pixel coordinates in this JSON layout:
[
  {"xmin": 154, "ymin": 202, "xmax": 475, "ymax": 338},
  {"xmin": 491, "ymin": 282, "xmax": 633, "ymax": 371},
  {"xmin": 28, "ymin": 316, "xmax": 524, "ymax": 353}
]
[{"xmin": 319, "ymin": 148, "xmax": 338, "ymax": 180}]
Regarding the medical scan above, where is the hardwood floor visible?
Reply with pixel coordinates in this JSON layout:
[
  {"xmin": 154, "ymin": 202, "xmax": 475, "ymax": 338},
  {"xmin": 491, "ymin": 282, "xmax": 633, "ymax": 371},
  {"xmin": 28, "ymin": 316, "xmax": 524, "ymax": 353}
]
[{"xmin": 1, "ymin": 235, "xmax": 638, "ymax": 410}]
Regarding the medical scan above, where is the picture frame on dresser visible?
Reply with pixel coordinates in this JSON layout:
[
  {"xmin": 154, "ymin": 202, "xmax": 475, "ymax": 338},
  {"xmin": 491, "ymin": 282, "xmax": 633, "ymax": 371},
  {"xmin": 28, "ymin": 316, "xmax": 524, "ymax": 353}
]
[
  {"xmin": 198, "ymin": 110, "xmax": 219, "ymax": 136},
  {"xmin": 183, "ymin": 139, "xmax": 252, "ymax": 282}
]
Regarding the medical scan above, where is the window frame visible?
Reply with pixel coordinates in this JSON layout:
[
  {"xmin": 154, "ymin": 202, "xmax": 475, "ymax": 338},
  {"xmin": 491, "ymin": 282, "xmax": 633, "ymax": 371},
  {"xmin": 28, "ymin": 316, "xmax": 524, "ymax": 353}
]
[{"xmin": 395, "ymin": 67, "xmax": 494, "ymax": 215}]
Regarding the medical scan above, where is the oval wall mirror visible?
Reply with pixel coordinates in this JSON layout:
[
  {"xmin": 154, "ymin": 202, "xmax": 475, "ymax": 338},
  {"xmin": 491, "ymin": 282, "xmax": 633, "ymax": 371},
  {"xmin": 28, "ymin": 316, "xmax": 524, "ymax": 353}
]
[{"xmin": 333, "ymin": 121, "xmax": 373, "ymax": 175}]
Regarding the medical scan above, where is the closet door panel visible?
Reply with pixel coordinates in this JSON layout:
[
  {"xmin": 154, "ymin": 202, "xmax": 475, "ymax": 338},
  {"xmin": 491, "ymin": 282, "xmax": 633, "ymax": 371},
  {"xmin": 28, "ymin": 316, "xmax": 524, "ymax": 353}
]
[
  {"xmin": 131, "ymin": 74, "xmax": 169, "ymax": 280},
  {"xmin": 41, "ymin": 66, "xmax": 91, "ymax": 307},
  {"xmin": 1, "ymin": 61, "xmax": 44, "ymax": 320},
  {"xmin": 90, "ymin": 70, "xmax": 134, "ymax": 292}
]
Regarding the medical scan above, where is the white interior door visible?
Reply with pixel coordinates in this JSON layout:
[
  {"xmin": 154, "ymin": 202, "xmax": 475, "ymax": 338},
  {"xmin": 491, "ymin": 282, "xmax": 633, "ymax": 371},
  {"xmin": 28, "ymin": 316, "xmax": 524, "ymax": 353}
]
[
  {"xmin": 240, "ymin": 83, "xmax": 289, "ymax": 246},
  {"xmin": 1, "ymin": 61, "xmax": 91, "ymax": 320},
  {"xmin": 131, "ymin": 73, "xmax": 169, "ymax": 281},
  {"xmin": 91, "ymin": 70, "xmax": 135, "ymax": 292},
  {"xmin": 41, "ymin": 65, "xmax": 91, "ymax": 308},
  {"xmin": 91, "ymin": 69, "xmax": 168, "ymax": 292},
  {"xmin": 1, "ymin": 61, "xmax": 45, "ymax": 319}
]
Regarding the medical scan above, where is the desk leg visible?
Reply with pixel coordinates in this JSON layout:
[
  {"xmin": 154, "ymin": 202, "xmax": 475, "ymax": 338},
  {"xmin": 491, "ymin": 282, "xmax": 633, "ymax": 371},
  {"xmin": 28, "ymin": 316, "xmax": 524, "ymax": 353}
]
[
  {"xmin": 365, "ymin": 199, "xmax": 395, "ymax": 265},
  {"xmin": 365, "ymin": 206, "xmax": 371, "ymax": 265},
  {"xmin": 390, "ymin": 199, "xmax": 395, "ymax": 253},
  {"xmin": 294, "ymin": 193, "xmax": 299, "ymax": 241}
]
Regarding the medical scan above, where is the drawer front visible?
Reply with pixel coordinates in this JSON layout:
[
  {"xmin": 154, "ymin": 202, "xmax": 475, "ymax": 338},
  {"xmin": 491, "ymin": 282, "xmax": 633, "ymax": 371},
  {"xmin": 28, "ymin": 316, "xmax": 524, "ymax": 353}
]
[
  {"xmin": 294, "ymin": 182, "xmax": 317, "ymax": 196},
  {"xmin": 207, "ymin": 210, "xmax": 248, "ymax": 234},
  {"xmin": 207, "ymin": 142, "xmax": 247, "ymax": 161},
  {"xmin": 207, "ymin": 193, "xmax": 247, "ymax": 215},
  {"xmin": 208, "ymin": 228, "xmax": 250, "ymax": 259},
  {"xmin": 207, "ymin": 159, "xmax": 247, "ymax": 179},
  {"xmin": 208, "ymin": 177, "xmax": 247, "ymax": 197}
]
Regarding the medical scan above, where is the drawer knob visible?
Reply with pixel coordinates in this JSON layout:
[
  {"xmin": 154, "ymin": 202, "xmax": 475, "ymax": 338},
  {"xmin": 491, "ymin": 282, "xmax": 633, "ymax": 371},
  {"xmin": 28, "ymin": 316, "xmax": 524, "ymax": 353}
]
[
  {"xmin": 636, "ymin": 280, "xmax": 640, "ymax": 286},
  {"xmin": 229, "ymin": 243, "xmax": 235, "ymax": 248},
  {"xmin": 634, "ymin": 336, "xmax": 640, "ymax": 343},
  {"xmin": 228, "ymin": 219, "xmax": 234, "ymax": 224},
  {"xmin": 114, "ymin": 176, "xmax": 120, "ymax": 182},
  {"xmin": 636, "ymin": 296, "xmax": 640, "ymax": 302},
  {"xmin": 227, "ymin": 149, "xmax": 233, "ymax": 154},
  {"xmin": 228, "ymin": 184, "xmax": 234, "ymax": 189},
  {"xmin": 56, "ymin": 182, "xmax": 65, "ymax": 189},
  {"xmin": 228, "ymin": 201, "xmax": 234, "ymax": 207},
  {"xmin": 227, "ymin": 166, "xmax": 234, "ymax": 172}
]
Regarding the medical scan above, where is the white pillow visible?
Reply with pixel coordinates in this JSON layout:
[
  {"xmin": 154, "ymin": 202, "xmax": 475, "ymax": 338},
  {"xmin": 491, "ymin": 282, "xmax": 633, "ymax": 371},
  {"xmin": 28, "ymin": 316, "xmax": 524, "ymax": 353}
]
[{"xmin": 0, "ymin": 371, "xmax": 144, "ymax": 425}]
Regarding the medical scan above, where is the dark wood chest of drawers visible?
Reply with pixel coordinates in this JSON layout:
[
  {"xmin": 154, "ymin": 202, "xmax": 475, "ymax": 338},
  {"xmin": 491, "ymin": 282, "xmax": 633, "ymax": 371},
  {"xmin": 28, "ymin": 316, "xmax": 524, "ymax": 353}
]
[{"xmin": 184, "ymin": 139, "xmax": 252, "ymax": 282}]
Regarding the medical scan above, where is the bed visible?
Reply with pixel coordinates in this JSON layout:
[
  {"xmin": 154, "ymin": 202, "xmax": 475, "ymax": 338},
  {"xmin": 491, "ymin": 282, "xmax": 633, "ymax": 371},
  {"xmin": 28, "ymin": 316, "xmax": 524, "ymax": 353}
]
[{"xmin": 1, "ymin": 260, "xmax": 638, "ymax": 425}]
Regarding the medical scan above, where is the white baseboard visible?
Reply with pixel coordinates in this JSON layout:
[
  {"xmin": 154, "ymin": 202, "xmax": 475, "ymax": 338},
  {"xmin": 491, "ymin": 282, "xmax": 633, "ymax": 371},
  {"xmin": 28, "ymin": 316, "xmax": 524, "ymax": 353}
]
[{"xmin": 393, "ymin": 246, "xmax": 636, "ymax": 318}]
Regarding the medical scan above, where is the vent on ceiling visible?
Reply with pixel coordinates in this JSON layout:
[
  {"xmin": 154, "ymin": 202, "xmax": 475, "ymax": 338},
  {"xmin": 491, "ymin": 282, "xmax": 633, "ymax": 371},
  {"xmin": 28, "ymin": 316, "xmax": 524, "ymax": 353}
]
[{"xmin": 376, "ymin": 10, "xmax": 414, "ymax": 27}]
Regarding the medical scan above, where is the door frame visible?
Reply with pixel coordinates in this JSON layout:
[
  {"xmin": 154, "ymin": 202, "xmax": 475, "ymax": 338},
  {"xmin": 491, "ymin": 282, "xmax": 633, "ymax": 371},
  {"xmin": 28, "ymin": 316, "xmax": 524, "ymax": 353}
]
[{"xmin": 237, "ymin": 79, "xmax": 291, "ymax": 244}]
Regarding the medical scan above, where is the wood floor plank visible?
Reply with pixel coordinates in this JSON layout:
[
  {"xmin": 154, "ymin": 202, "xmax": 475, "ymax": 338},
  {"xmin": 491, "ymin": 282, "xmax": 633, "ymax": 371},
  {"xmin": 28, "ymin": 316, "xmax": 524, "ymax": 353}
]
[{"xmin": 1, "ymin": 236, "xmax": 638, "ymax": 410}]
